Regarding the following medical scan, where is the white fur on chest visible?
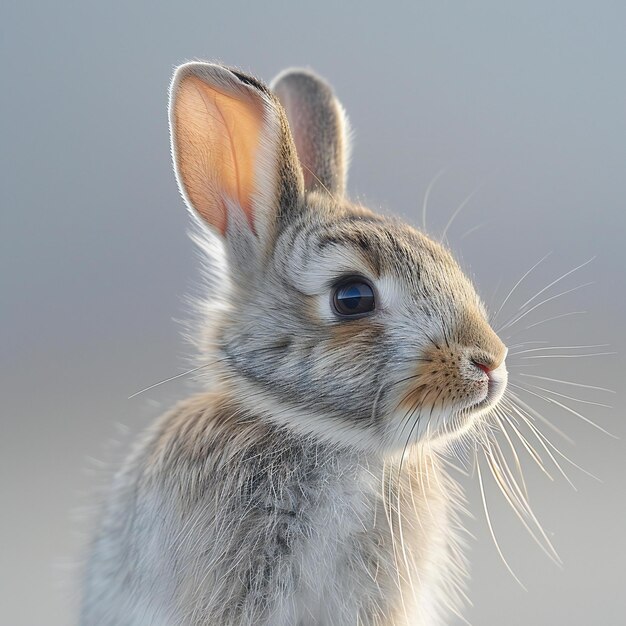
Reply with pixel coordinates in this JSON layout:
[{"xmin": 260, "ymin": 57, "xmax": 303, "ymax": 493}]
[
  {"xmin": 289, "ymin": 461, "xmax": 381, "ymax": 623},
  {"xmin": 261, "ymin": 456, "xmax": 447, "ymax": 626}
]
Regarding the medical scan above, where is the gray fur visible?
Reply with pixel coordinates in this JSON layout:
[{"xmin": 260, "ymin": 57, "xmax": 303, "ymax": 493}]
[
  {"xmin": 81, "ymin": 63, "xmax": 508, "ymax": 625},
  {"xmin": 272, "ymin": 69, "xmax": 351, "ymax": 198}
]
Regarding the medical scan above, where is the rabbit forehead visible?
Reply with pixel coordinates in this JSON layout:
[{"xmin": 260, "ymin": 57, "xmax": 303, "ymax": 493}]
[{"xmin": 280, "ymin": 213, "xmax": 482, "ymax": 310}]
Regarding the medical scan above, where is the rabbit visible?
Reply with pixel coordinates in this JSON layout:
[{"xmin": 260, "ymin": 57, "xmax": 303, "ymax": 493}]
[{"xmin": 81, "ymin": 62, "xmax": 509, "ymax": 626}]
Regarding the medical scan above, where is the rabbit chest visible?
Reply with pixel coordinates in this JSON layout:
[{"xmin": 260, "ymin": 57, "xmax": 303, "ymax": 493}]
[
  {"xmin": 149, "ymin": 398, "xmax": 452, "ymax": 625},
  {"xmin": 83, "ymin": 397, "xmax": 454, "ymax": 626}
]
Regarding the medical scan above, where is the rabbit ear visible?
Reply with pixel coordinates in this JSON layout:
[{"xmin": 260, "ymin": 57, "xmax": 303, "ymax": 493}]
[
  {"xmin": 271, "ymin": 69, "xmax": 351, "ymax": 198},
  {"xmin": 169, "ymin": 63, "xmax": 304, "ymax": 246}
]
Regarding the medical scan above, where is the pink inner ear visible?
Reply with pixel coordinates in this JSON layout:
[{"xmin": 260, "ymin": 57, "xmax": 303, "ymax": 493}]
[{"xmin": 173, "ymin": 74, "xmax": 264, "ymax": 236}]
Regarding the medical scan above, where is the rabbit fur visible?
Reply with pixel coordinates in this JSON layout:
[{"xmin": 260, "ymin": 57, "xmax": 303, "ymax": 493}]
[{"xmin": 81, "ymin": 63, "xmax": 508, "ymax": 626}]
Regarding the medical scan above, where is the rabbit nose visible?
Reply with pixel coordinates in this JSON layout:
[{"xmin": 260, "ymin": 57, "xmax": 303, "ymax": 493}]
[
  {"xmin": 471, "ymin": 346, "xmax": 508, "ymax": 375},
  {"xmin": 473, "ymin": 360, "xmax": 493, "ymax": 375}
]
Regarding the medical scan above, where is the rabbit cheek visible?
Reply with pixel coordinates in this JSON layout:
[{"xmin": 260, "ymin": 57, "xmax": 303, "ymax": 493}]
[{"xmin": 326, "ymin": 319, "xmax": 383, "ymax": 355}]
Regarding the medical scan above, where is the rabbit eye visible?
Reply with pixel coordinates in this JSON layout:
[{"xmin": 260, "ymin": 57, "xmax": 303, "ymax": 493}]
[{"xmin": 332, "ymin": 277, "xmax": 376, "ymax": 317}]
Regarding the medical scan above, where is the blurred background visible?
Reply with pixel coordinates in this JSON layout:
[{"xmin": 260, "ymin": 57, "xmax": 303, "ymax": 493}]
[{"xmin": 2, "ymin": 2, "xmax": 625, "ymax": 624}]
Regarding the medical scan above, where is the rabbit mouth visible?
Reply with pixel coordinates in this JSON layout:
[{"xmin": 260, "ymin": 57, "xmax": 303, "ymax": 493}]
[
  {"xmin": 464, "ymin": 370, "xmax": 508, "ymax": 417},
  {"xmin": 386, "ymin": 369, "xmax": 508, "ymax": 449}
]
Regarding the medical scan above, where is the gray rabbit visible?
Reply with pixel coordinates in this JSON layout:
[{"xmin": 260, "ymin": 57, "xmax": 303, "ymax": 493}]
[{"xmin": 81, "ymin": 63, "xmax": 508, "ymax": 625}]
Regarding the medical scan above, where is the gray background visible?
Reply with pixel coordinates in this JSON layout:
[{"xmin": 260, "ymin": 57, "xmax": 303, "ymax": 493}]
[{"xmin": 2, "ymin": 1, "xmax": 625, "ymax": 624}]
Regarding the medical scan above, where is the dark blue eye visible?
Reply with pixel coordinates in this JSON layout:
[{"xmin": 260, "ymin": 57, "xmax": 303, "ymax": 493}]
[{"xmin": 332, "ymin": 278, "xmax": 376, "ymax": 317}]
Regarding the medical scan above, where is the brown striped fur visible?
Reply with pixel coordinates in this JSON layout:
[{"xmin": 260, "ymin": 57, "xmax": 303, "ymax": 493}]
[{"xmin": 82, "ymin": 63, "xmax": 508, "ymax": 625}]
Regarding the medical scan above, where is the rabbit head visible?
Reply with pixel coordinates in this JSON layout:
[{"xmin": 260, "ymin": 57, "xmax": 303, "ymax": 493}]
[{"xmin": 169, "ymin": 63, "xmax": 507, "ymax": 454}]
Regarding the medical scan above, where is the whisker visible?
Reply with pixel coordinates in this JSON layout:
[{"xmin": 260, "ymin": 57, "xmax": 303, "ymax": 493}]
[
  {"xmin": 459, "ymin": 221, "xmax": 489, "ymax": 240},
  {"xmin": 503, "ymin": 311, "xmax": 587, "ymax": 344},
  {"xmin": 511, "ymin": 381, "xmax": 612, "ymax": 409},
  {"xmin": 128, "ymin": 343, "xmax": 295, "ymax": 399},
  {"xmin": 520, "ymin": 353, "xmax": 615, "ymax": 360},
  {"xmin": 521, "ymin": 310, "xmax": 586, "ymax": 332},
  {"xmin": 498, "ymin": 282, "xmax": 594, "ymax": 333},
  {"xmin": 441, "ymin": 178, "xmax": 489, "ymax": 242},
  {"xmin": 475, "ymin": 448, "xmax": 527, "ymax": 589},
  {"xmin": 519, "ymin": 373, "xmax": 615, "ymax": 394},
  {"xmin": 483, "ymin": 437, "xmax": 562, "ymax": 566},
  {"xmin": 421, "ymin": 167, "xmax": 446, "ymax": 231},
  {"xmin": 503, "ymin": 389, "xmax": 575, "ymax": 444},
  {"xmin": 507, "ymin": 341, "xmax": 549, "ymax": 351},
  {"xmin": 502, "ymin": 398, "xmax": 578, "ymax": 488},
  {"xmin": 516, "ymin": 257, "xmax": 595, "ymax": 314},
  {"xmin": 505, "ymin": 394, "xmax": 602, "ymax": 482},
  {"xmin": 381, "ymin": 461, "xmax": 411, "ymax": 622},
  {"xmin": 370, "ymin": 380, "xmax": 388, "ymax": 424},
  {"xmin": 495, "ymin": 407, "xmax": 554, "ymax": 480},
  {"xmin": 128, "ymin": 361, "xmax": 215, "ymax": 399},
  {"xmin": 491, "ymin": 252, "xmax": 552, "ymax": 324},
  {"xmin": 509, "ymin": 343, "xmax": 610, "ymax": 356},
  {"xmin": 489, "ymin": 413, "xmax": 529, "ymax": 498},
  {"xmin": 394, "ymin": 462, "xmax": 420, "ymax": 611},
  {"xmin": 393, "ymin": 395, "xmax": 426, "ymax": 477},
  {"xmin": 512, "ymin": 385, "xmax": 616, "ymax": 438},
  {"xmin": 442, "ymin": 456, "xmax": 472, "ymax": 478},
  {"xmin": 300, "ymin": 162, "xmax": 338, "ymax": 204}
]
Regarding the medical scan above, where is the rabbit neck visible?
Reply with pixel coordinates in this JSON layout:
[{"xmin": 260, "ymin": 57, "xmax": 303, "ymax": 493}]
[{"xmin": 210, "ymin": 392, "xmax": 464, "ymax": 625}]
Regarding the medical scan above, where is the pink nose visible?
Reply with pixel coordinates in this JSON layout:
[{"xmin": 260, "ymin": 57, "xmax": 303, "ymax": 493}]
[{"xmin": 473, "ymin": 361, "xmax": 492, "ymax": 375}]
